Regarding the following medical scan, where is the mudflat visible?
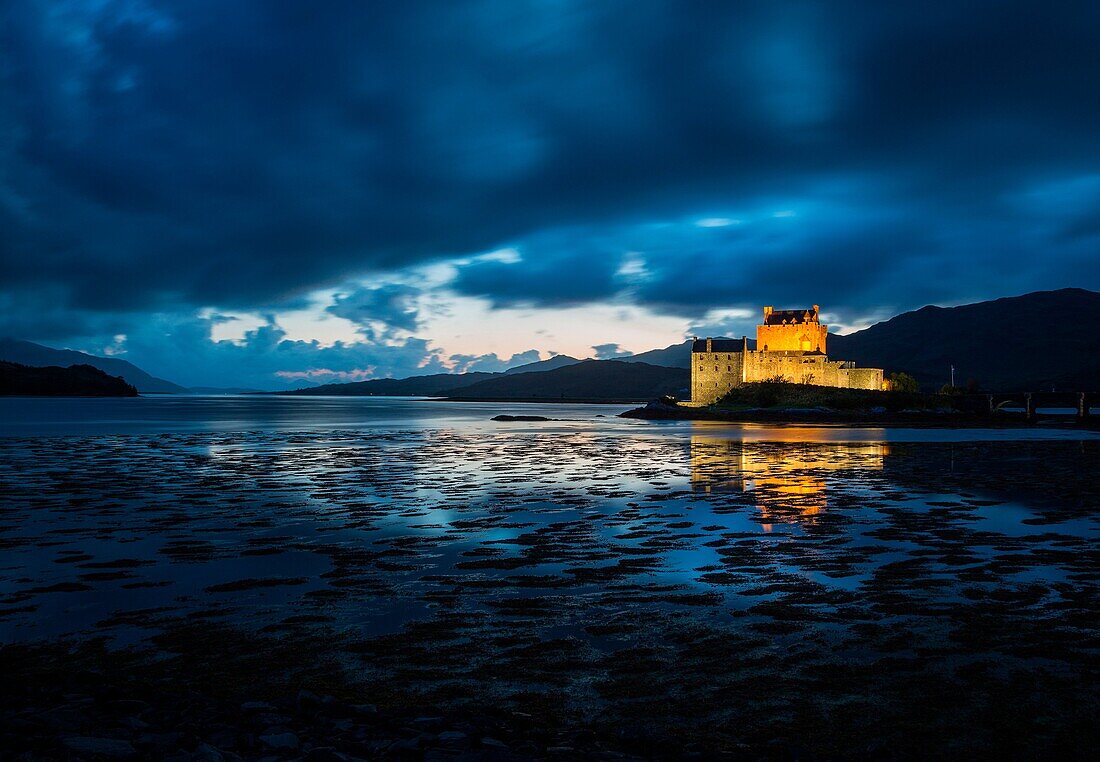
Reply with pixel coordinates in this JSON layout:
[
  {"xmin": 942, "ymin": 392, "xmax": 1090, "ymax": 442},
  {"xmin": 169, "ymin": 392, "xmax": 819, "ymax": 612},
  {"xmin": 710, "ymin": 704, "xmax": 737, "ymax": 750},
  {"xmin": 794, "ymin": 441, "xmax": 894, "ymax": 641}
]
[{"xmin": 1, "ymin": 429, "xmax": 1098, "ymax": 758}]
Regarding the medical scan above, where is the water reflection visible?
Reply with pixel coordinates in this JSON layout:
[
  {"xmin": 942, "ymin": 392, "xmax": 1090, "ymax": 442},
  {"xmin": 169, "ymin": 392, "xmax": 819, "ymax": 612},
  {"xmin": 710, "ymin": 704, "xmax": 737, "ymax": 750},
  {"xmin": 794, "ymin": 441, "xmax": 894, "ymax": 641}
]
[{"xmin": 691, "ymin": 434, "xmax": 889, "ymax": 525}]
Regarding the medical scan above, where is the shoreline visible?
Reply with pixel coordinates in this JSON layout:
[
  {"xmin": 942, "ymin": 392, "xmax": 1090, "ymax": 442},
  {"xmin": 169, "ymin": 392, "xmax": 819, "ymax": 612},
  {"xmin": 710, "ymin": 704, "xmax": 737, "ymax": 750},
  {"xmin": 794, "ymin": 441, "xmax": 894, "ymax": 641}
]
[
  {"xmin": 619, "ymin": 400, "xmax": 1100, "ymax": 429},
  {"xmin": 438, "ymin": 396, "xmax": 645, "ymax": 404}
]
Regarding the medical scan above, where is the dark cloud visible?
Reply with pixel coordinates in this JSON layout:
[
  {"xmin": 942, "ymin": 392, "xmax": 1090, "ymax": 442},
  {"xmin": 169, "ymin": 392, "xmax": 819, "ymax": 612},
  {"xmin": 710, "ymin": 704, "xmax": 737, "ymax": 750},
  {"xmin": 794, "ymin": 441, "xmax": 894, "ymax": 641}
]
[
  {"xmin": 2, "ymin": 0, "xmax": 1100, "ymax": 376},
  {"xmin": 449, "ymin": 350, "xmax": 542, "ymax": 374},
  {"xmin": 451, "ymin": 228, "xmax": 624, "ymax": 307},
  {"xmin": 327, "ymin": 284, "xmax": 421, "ymax": 333},
  {"xmin": 592, "ymin": 343, "xmax": 631, "ymax": 360}
]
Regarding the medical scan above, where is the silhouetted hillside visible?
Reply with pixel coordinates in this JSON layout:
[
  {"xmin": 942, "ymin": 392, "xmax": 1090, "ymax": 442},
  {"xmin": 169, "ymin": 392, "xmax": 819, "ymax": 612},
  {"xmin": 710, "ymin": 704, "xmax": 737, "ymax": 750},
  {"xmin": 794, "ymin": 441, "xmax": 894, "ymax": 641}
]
[
  {"xmin": 502, "ymin": 354, "xmax": 580, "ymax": 374},
  {"xmin": 622, "ymin": 338, "xmax": 756, "ymax": 368},
  {"xmin": 622, "ymin": 340, "xmax": 692, "ymax": 368},
  {"xmin": 828, "ymin": 288, "xmax": 1100, "ymax": 391},
  {"xmin": 0, "ymin": 339, "xmax": 185, "ymax": 393},
  {"xmin": 282, "ymin": 372, "xmax": 499, "ymax": 396},
  {"xmin": 442, "ymin": 360, "xmax": 689, "ymax": 401},
  {"xmin": 0, "ymin": 361, "xmax": 139, "ymax": 397},
  {"xmin": 282, "ymin": 356, "xmax": 582, "ymax": 396}
]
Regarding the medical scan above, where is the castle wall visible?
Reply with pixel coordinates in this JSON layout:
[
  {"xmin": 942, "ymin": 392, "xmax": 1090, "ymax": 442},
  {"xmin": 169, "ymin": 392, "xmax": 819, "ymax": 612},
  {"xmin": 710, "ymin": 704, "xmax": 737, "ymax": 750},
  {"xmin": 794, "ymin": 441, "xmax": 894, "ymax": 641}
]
[
  {"xmin": 689, "ymin": 348, "xmax": 884, "ymax": 404},
  {"xmin": 743, "ymin": 351, "xmax": 828, "ymax": 385},
  {"xmin": 838, "ymin": 367, "xmax": 884, "ymax": 391},
  {"xmin": 740, "ymin": 353, "xmax": 883, "ymax": 390},
  {"xmin": 691, "ymin": 350, "xmax": 744, "ymax": 405}
]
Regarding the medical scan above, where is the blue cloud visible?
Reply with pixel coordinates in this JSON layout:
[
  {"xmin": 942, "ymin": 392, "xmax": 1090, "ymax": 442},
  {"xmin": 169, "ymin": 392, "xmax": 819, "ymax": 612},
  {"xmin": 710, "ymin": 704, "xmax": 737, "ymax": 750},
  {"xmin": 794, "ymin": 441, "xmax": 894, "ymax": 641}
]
[
  {"xmin": 1, "ymin": 0, "xmax": 1099, "ymax": 380},
  {"xmin": 327, "ymin": 284, "xmax": 422, "ymax": 333},
  {"xmin": 592, "ymin": 343, "xmax": 631, "ymax": 359}
]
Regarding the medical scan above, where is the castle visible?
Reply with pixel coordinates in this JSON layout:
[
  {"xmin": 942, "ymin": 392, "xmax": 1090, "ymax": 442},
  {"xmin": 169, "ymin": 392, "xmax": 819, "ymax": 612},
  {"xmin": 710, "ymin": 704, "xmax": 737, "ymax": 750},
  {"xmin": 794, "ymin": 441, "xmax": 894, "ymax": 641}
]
[{"xmin": 690, "ymin": 305, "xmax": 883, "ymax": 405}]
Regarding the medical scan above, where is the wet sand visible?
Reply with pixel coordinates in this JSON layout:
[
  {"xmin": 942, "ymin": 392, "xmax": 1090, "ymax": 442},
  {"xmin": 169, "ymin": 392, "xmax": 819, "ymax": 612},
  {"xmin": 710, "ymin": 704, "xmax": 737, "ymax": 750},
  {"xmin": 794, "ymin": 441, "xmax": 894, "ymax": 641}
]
[{"xmin": 1, "ymin": 429, "xmax": 1098, "ymax": 759}]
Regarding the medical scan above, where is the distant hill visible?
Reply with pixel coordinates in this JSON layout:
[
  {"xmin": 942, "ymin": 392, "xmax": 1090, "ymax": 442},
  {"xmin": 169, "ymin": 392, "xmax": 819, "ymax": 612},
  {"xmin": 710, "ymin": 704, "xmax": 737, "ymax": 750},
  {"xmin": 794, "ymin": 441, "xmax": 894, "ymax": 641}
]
[
  {"xmin": 621, "ymin": 338, "xmax": 756, "ymax": 368},
  {"xmin": 442, "ymin": 360, "xmax": 689, "ymax": 401},
  {"xmin": 621, "ymin": 340, "xmax": 692, "ymax": 368},
  {"xmin": 502, "ymin": 354, "xmax": 580, "ymax": 374},
  {"xmin": 282, "ymin": 371, "xmax": 499, "ymax": 396},
  {"xmin": 828, "ymin": 288, "xmax": 1100, "ymax": 391},
  {"xmin": 282, "ymin": 355, "xmax": 582, "ymax": 396},
  {"xmin": 0, "ymin": 339, "xmax": 186, "ymax": 394},
  {"xmin": 0, "ymin": 361, "xmax": 138, "ymax": 397}
]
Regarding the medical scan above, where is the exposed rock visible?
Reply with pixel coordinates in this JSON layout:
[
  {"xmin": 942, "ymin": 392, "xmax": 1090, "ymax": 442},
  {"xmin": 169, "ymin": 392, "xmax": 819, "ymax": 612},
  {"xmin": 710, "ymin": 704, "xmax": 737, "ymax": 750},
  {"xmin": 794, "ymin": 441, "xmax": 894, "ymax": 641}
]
[
  {"xmin": 259, "ymin": 731, "xmax": 299, "ymax": 751},
  {"xmin": 240, "ymin": 701, "xmax": 278, "ymax": 713},
  {"xmin": 435, "ymin": 730, "xmax": 470, "ymax": 748},
  {"xmin": 617, "ymin": 400, "xmax": 693, "ymax": 420},
  {"xmin": 387, "ymin": 735, "xmax": 427, "ymax": 752},
  {"xmin": 491, "ymin": 414, "xmax": 551, "ymax": 422},
  {"xmin": 296, "ymin": 689, "xmax": 322, "ymax": 713},
  {"xmin": 62, "ymin": 736, "xmax": 136, "ymax": 758},
  {"xmin": 190, "ymin": 742, "xmax": 227, "ymax": 761}
]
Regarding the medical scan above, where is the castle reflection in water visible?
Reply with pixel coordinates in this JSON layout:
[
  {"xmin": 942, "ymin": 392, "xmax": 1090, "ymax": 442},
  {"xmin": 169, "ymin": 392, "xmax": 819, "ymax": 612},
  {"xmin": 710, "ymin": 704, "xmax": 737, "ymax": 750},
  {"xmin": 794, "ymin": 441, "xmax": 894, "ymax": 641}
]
[{"xmin": 690, "ymin": 433, "xmax": 890, "ymax": 527}]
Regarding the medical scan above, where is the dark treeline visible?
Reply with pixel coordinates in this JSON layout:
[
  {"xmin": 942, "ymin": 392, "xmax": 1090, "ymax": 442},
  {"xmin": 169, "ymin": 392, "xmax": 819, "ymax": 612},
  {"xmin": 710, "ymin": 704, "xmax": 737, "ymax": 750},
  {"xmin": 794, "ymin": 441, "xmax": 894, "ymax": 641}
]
[{"xmin": 0, "ymin": 361, "xmax": 138, "ymax": 397}]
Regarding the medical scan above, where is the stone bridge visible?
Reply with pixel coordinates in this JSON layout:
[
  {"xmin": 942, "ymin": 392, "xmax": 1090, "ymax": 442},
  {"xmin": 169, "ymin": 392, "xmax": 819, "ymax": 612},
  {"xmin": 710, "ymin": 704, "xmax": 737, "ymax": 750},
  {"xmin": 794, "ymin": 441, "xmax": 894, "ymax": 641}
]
[{"xmin": 954, "ymin": 391, "xmax": 1094, "ymax": 421}]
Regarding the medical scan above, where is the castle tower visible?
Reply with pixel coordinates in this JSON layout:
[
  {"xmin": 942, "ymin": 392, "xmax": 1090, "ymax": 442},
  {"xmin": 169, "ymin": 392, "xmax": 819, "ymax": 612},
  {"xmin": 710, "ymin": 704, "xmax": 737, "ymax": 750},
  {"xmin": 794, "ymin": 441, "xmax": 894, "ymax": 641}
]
[{"xmin": 755, "ymin": 305, "xmax": 828, "ymax": 353}]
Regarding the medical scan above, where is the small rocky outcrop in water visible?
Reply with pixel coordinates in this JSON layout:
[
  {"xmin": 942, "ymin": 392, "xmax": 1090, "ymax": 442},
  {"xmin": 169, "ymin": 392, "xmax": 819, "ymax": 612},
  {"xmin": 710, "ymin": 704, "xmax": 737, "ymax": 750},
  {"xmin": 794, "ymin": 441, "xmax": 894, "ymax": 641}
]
[
  {"xmin": 618, "ymin": 399, "xmax": 694, "ymax": 420},
  {"xmin": 491, "ymin": 414, "xmax": 551, "ymax": 422}
]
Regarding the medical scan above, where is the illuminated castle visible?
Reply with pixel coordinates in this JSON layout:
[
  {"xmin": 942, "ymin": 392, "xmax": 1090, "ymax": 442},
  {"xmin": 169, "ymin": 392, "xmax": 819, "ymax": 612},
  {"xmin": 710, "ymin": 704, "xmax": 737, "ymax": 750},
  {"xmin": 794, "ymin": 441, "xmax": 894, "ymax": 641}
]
[{"xmin": 690, "ymin": 304, "xmax": 883, "ymax": 404}]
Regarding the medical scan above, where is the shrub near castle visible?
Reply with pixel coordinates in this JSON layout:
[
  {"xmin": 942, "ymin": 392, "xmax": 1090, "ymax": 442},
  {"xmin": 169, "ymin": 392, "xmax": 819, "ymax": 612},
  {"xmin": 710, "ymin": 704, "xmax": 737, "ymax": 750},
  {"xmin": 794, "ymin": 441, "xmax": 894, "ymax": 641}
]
[{"xmin": 714, "ymin": 379, "xmax": 946, "ymax": 412}]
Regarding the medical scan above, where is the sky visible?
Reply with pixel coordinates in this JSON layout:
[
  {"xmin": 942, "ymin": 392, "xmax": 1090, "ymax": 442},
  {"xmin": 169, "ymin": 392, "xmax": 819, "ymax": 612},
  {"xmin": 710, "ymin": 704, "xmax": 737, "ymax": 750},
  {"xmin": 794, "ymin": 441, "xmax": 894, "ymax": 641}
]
[{"xmin": 1, "ymin": 1, "xmax": 1099, "ymax": 389}]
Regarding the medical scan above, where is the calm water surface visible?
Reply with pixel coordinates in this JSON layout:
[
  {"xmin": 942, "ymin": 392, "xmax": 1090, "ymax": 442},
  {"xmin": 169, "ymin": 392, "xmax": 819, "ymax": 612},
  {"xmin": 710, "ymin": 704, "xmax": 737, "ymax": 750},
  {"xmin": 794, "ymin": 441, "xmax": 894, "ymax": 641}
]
[{"xmin": 1, "ymin": 394, "xmax": 1095, "ymax": 440}]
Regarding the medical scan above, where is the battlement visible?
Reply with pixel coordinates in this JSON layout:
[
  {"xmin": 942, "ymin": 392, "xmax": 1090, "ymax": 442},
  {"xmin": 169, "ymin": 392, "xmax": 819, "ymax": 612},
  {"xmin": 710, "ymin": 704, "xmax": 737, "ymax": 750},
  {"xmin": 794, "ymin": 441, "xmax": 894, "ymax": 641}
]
[{"xmin": 762, "ymin": 304, "xmax": 819, "ymax": 325}]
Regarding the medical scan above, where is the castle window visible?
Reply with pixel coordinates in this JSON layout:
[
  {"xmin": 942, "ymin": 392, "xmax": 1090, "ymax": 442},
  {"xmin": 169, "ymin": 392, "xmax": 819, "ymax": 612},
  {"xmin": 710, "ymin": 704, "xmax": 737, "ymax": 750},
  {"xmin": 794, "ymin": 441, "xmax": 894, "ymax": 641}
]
[{"xmin": 727, "ymin": 365, "xmax": 731, "ymax": 371}]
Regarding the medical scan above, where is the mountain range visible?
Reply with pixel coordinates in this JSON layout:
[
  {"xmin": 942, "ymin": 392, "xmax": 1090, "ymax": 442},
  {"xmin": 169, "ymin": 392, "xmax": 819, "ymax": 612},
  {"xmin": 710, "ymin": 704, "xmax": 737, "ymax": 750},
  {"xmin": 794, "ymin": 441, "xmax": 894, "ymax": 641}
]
[
  {"xmin": 3, "ymin": 288, "xmax": 1098, "ymax": 396},
  {"xmin": 0, "ymin": 339, "xmax": 186, "ymax": 394},
  {"xmin": 285, "ymin": 353, "xmax": 587, "ymax": 397},
  {"xmin": 828, "ymin": 288, "xmax": 1100, "ymax": 391},
  {"xmin": 442, "ymin": 360, "xmax": 688, "ymax": 401}
]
